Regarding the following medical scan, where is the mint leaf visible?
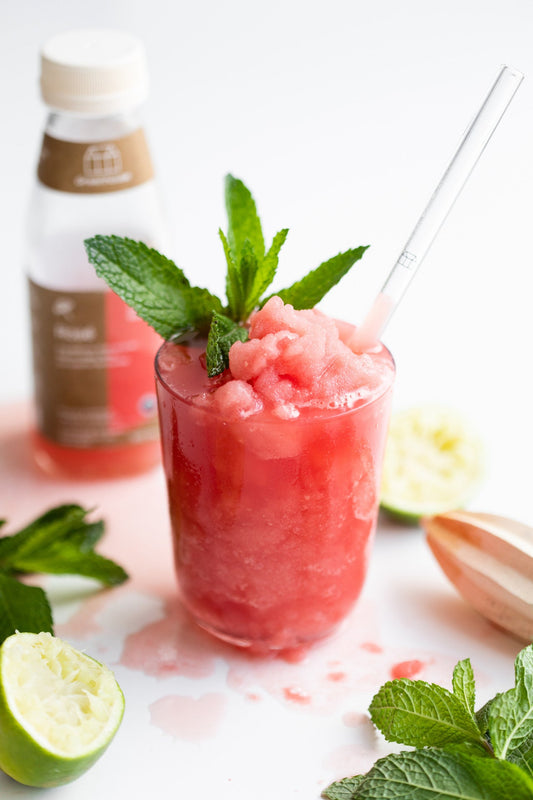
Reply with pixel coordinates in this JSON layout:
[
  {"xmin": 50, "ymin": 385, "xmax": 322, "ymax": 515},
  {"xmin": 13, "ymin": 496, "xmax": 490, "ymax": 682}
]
[
  {"xmin": 490, "ymin": 645, "xmax": 533, "ymax": 762},
  {"xmin": 85, "ymin": 235, "xmax": 223, "ymax": 340},
  {"xmin": 369, "ymin": 678, "xmax": 484, "ymax": 748},
  {"xmin": 349, "ymin": 749, "xmax": 533, "ymax": 799},
  {"xmin": 9, "ymin": 546, "xmax": 128, "ymax": 587},
  {"xmin": 476, "ymin": 696, "xmax": 499, "ymax": 737},
  {"xmin": 502, "ymin": 733, "xmax": 533, "ymax": 778},
  {"xmin": 250, "ymin": 228, "xmax": 289, "ymax": 310},
  {"xmin": 0, "ymin": 574, "xmax": 53, "ymax": 642},
  {"xmin": 0, "ymin": 504, "xmax": 127, "ymax": 591},
  {"xmin": 206, "ymin": 312, "xmax": 249, "ymax": 377},
  {"xmin": 220, "ymin": 227, "xmax": 243, "ymax": 321},
  {"xmin": 225, "ymin": 174, "xmax": 265, "ymax": 264},
  {"xmin": 0, "ymin": 505, "xmax": 89, "ymax": 566},
  {"xmin": 270, "ymin": 246, "xmax": 368, "ymax": 309},
  {"xmin": 322, "ymin": 775, "xmax": 366, "ymax": 798},
  {"xmin": 67, "ymin": 520, "xmax": 105, "ymax": 552},
  {"xmin": 227, "ymin": 240, "xmax": 262, "ymax": 321},
  {"xmin": 453, "ymin": 658, "xmax": 476, "ymax": 719}
]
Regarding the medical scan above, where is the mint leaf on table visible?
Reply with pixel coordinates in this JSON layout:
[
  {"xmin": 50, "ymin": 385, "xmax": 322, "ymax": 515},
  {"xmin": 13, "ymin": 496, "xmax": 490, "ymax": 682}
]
[
  {"xmin": 476, "ymin": 696, "xmax": 497, "ymax": 736},
  {"xmin": 452, "ymin": 658, "xmax": 477, "ymax": 720},
  {"xmin": 0, "ymin": 505, "xmax": 128, "ymax": 644},
  {"xmin": 7, "ymin": 546, "xmax": 127, "ymax": 587},
  {"xmin": 489, "ymin": 647, "xmax": 533, "ymax": 767},
  {"xmin": 326, "ymin": 644, "xmax": 533, "ymax": 800},
  {"xmin": 269, "ymin": 247, "xmax": 368, "ymax": 310},
  {"xmin": 338, "ymin": 749, "xmax": 533, "ymax": 799},
  {"xmin": 322, "ymin": 775, "xmax": 366, "ymax": 798},
  {"xmin": 0, "ymin": 574, "xmax": 53, "ymax": 643},
  {"xmin": 84, "ymin": 235, "xmax": 223, "ymax": 340},
  {"xmin": 206, "ymin": 312, "xmax": 249, "ymax": 377},
  {"xmin": 0, "ymin": 504, "xmax": 89, "ymax": 566},
  {"xmin": 369, "ymin": 677, "xmax": 484, "ymax": 748}
]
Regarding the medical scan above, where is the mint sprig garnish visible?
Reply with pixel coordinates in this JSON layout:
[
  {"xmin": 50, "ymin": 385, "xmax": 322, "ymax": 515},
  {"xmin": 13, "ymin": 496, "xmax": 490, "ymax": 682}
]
[
  {"xmin": 84, "ymin": 174, "xmax": 368, "ymax": 376},
  {"xmin": 323, "ymin": 644, "xmax": 533, "ymax": 799},
  {"xmin": 0, "ymin": 505, "xmax": 128, "ymax": 644},
  {"xmin": 84, "ymin": 236, "xmax": 223, "ymax": 341}
]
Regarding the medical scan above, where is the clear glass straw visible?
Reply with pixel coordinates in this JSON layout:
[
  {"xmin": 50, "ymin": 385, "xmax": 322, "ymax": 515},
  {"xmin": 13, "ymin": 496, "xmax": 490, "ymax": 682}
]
[{"xmin": 351, "ymin": 65, "xmax": 524, "ymax": 352}]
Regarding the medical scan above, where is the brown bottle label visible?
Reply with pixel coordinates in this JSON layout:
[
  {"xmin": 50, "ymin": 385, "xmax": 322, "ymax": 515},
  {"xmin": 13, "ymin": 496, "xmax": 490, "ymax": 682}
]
[
  {"xmin": 29, "ymin": 279, "xmax": 161, "ymax": 448},
  {"xmin": 37, "ymin": 129, "xmax": 154, "ymax": 194}
]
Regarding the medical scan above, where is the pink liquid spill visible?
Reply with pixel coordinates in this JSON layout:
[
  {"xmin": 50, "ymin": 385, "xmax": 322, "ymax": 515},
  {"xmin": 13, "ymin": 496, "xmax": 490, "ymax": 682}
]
[
  {"xmin": 149, "ymin": 692, "xmax": 227, "ymax": 741},
  {"xmin": 390, "ymin": 659, "xmax": 426, "ymax": 680}
]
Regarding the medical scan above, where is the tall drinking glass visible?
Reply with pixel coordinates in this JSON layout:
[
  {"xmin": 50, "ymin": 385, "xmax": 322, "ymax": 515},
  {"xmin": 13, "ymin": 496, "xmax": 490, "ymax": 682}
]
[{"xmin": 155, "ymin": 326, "xmax": 394, "ymax": 653}]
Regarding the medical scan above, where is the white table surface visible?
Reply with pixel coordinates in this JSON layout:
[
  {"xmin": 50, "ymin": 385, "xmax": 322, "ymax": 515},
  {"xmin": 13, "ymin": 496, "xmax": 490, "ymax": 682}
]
[{"xmin": 1, "ymin": 0, "xmax": 533, "ymax": 797}]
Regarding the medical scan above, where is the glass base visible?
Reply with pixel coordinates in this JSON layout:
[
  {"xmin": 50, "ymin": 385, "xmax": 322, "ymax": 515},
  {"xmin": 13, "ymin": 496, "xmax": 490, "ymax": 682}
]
[{"xmin": 191, "ymin": 614, "xmax": 340, "ymax": 657}]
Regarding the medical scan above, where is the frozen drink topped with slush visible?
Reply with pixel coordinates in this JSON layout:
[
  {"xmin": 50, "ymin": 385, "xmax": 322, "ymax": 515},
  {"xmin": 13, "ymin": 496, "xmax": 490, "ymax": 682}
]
[{"xmin": 85, "ymin": 175, "xmax": 394, "ymax": 653}]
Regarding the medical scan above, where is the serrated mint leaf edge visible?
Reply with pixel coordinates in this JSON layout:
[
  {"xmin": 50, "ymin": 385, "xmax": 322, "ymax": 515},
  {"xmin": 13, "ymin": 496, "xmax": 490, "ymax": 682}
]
[
  {"xmin": 322, "ymin": 774, "xmax": 366, "ymax": 798},
  {"xmin": 350, "ymin": 748, "xmax": 533, "ymax": 800},
  {"xmin": 265, "ymin": 245, "xmax": 369, "ymax": 310},
  {"xmin": 369, "ymin": 678, "xmax": 484, "ymax": 748},
  {"xmin": 85, "ymin": 235, "xmax": 223, "ymax": 340},
  {"xmin": 489, "ymin": 645, "xmax": 533, "ymax": 761}
]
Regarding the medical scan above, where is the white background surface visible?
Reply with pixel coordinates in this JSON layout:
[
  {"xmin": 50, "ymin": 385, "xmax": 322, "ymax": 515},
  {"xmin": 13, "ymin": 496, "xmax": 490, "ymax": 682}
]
[{"xmin": 1, "ymin": 1, "xmax": 533, "ymax": 798}]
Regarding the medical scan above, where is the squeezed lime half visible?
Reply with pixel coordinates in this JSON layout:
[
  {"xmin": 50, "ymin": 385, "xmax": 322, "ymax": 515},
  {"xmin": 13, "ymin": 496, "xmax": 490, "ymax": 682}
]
[
  {"xmin": 380, "ymin": 404, "xmax": 485, "ymax": 523},
  {"xmin": 0, "ymin": 631, "xmax": 124, "ymax": 787}
]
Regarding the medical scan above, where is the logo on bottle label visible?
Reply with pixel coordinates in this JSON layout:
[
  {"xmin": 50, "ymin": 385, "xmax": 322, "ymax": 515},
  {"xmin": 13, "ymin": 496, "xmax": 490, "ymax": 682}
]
[{"xmin": 38, "ymin": 129, "xmax": 153, "ymax": 194}]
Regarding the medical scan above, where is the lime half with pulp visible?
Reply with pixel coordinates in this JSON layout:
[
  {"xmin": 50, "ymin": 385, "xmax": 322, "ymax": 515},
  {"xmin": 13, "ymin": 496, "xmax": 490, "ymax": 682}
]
[
  {"xmin": 0, "ymin": 631, "xmax": 124, "ymax": 787},
  {"xmin": 380, "ymin": 404, "xmax": 485, "ymax": 524}
]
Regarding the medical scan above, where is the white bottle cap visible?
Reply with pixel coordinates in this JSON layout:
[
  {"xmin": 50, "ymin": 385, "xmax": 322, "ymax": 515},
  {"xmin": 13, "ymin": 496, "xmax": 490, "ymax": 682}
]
[{"xmin": 40, "ymin": 29, "xmax": 149, "ymax": 115}]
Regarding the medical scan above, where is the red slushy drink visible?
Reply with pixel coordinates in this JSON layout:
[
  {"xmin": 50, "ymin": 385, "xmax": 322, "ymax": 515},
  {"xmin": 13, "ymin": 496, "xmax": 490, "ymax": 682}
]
[{"xmin": 156, "ymin": 297, "xmax": 394, "ymax": 652}]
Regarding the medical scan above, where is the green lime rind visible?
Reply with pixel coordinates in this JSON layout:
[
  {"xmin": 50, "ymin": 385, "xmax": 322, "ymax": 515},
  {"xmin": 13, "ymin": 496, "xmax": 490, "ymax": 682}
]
[
  {"xmin": 380, "ymin": 405, "xmax": 485, "ymax": 526},
  {"xmin": 0, "ymin": 632, "xmax": 124, "ymax": 788}
]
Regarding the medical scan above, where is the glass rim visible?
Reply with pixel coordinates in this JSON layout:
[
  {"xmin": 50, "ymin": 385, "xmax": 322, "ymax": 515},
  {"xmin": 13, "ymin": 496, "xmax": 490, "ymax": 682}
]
[{"xmin": 155, "ymin": 338, "xmax": 395, "ymax": 425}]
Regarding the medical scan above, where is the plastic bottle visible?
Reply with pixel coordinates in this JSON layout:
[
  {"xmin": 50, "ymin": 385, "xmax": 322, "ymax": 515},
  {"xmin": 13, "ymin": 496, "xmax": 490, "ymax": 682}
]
[{"xmin": 27, "ymin": 29, "xmax": 169, "ymax": 479}]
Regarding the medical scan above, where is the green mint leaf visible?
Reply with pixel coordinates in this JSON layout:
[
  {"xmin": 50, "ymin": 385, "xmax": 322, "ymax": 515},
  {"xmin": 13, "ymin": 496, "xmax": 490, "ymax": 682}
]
[
  {"xmin": 369, "ymin": 678, "xmax": 484, "ymax": 748},
  {"xmin": 0, "ymin": 573, "xmax": 53, "ymax": 644},
  {"xmin": 84, "ymin": 235, "xmax": 223, "ymax": 340},
  {"xmin": 452, "ymin": 658, "xmax": 476, "ymax": 719},
  {"xmin": 11, "ymin": 546, "xmax": 128, "ymax": 587},
  {"xmin": 225, "ymin": 174, "xmax": 265, "ymax": 264},
  {"xmin": 0, "ymin": 506, "xmax": 127, "ymax": 587},
  {"xmin": 206, "ymin": 312, "xmax": 248, "ymax": 377},
  {"xmin": 322, "ymin": 775, "xmax": 366, "ymax": 798},
  {"xmin": 441, "ymin": 741, "xmax": 493, "ymax": 759},
  {"xmin": 235, "ymin": 240, "xmax": 261, "ymax": 320},
  {"xmin": 0, "ymin": 505, "xmax": 88, "ymax": 567},
  {"xmin": 66, "ymin": 520, "xmax": 105, "ymax": 553},
  {"xmin": 349, "ymin": 749, "xmax": 533, "ymax": 799},
  {"xmin": 489, "ymin": 645, "xmax": 533, "ymax": 762},
  {"xmin": 500, "ymin": 732, "xmax": 533, "ymax": 778},
  {"xmin": 269, "ymin": 246, "xmax": 368, "ymax": 310},
  {"xmin": 476, "ymin": 695, "xmax": 499, "ymax": 737},
  {"xmin": 220, "ymin": 227, "xmax": 243, "ymax": 321},
  {"xmin": 250, "ymin": 228, "xmax": 289, "ymax": 310}
]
